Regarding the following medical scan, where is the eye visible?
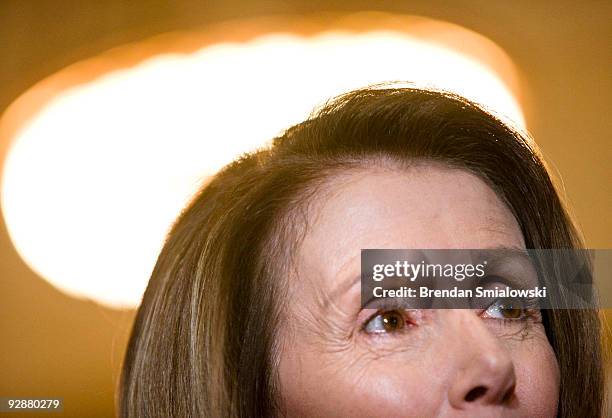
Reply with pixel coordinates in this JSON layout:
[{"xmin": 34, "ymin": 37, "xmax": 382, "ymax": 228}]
[
  {"xmin": 483, "ymin": 299, "xmax": 524, "ymax": 320},
  {"xmin": 363, "ymin": 310, "xmax": 406, "ymax": 334}
]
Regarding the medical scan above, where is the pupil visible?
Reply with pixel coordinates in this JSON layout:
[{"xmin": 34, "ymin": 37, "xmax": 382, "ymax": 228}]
[
  {"xmin": 502, "ymin": 307, "xmax": 522, "ymax": 318},
  {"xmin": 383, "ymin": 312, "xmax": 402, "ymax": 330}
]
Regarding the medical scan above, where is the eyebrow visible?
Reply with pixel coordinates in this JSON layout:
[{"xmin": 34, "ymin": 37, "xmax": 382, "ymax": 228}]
[
  {"xmin": 472, "ymin": 246, "xmax": 538, "ymax": 287},
  {"xmin": 471, "ymin": 246, "xmax": 532, "ymax": 266},
  {"xmin": 328, "ymin": 273, "xmax": 362, "ymax": 304}
]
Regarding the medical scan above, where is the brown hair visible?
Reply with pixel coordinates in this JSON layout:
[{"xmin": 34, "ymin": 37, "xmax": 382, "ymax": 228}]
[{"xmin": 119, "ymin": 87, "xmax": 604, "ymax": 417}]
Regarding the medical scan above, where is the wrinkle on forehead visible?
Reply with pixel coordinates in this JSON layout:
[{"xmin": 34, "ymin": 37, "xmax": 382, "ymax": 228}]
[{"xmin": 294, "ymin": 162, "xmax": 525, "ymax": 296}]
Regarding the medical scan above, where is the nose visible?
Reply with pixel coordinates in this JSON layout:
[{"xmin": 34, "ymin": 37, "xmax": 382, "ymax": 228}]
[{"xmin": 447, "ymin": 312, "xmax": 517, "ymax": 410}]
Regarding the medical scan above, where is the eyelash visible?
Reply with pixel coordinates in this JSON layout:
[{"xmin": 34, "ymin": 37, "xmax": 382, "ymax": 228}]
[
  {"xmin": 482, "ymin": 298, "xmax": 539, "ymax": 320},
  {"xmin": 361, "ymin": 300, "xmax": 541, "ymax": 336},
  {"xmin": 361, "ymin": 309, "xmax": 413, "ymax": 335}
]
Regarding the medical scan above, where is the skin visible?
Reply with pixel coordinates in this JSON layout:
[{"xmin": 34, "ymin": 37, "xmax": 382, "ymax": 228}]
[{"xmin": 277, "ymin": 163, "xmax": 560, "ymax": 418}]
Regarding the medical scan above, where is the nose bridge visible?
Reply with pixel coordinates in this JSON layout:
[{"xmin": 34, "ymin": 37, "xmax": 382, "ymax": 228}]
[
  {"xmin": 443, "ymin": 310, "xmax": 516, "ymax": 409},
  {"xmin": 448, "ymin": 311, "xmax": 506, "ymax": 362}
]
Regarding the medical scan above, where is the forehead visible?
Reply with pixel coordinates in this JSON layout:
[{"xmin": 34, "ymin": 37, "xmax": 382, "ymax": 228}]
[{"xmin": 297, "ymin": 163, "xmax": 525, "ymax": 289}]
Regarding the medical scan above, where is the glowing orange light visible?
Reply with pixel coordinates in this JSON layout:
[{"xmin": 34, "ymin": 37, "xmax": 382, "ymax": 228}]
[{"xmin": 0, "ymin": 14, "xmax": 526, "ymax": 308}]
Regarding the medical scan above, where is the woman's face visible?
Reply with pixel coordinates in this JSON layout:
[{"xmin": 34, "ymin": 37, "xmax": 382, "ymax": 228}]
[{"xmin": 277, "ymin": 164, "xmax": 559, "ymax": 418}]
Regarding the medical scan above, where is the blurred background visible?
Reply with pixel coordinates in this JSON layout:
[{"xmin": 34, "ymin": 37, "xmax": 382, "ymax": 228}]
[{"xmin": 0, "ymin": 1, "xmax": 610, "ymax": 417}]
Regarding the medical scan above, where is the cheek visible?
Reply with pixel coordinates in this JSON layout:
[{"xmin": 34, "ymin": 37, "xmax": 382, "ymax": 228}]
[
  {"xmin": 512, "ymin": 337, "xmax": 560, "ymax": 417},
  {"xmin": 278, "ymin": 342, "xmax": 447, "ymax": 418}
]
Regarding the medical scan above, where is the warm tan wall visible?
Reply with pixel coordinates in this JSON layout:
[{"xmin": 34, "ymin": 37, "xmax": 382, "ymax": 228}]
[{"xmin": 1, "ymin": 1, "xmax": 610, "ymax": 417}]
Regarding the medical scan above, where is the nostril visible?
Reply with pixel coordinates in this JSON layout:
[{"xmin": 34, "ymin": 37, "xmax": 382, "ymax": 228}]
[
  {"xmin": 465, "ymin": 386, "xmax": 488, "ymax": 402},
  {"xmin": 501, "ymin": 383, "xmax": 516, "ymax": 403}
]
